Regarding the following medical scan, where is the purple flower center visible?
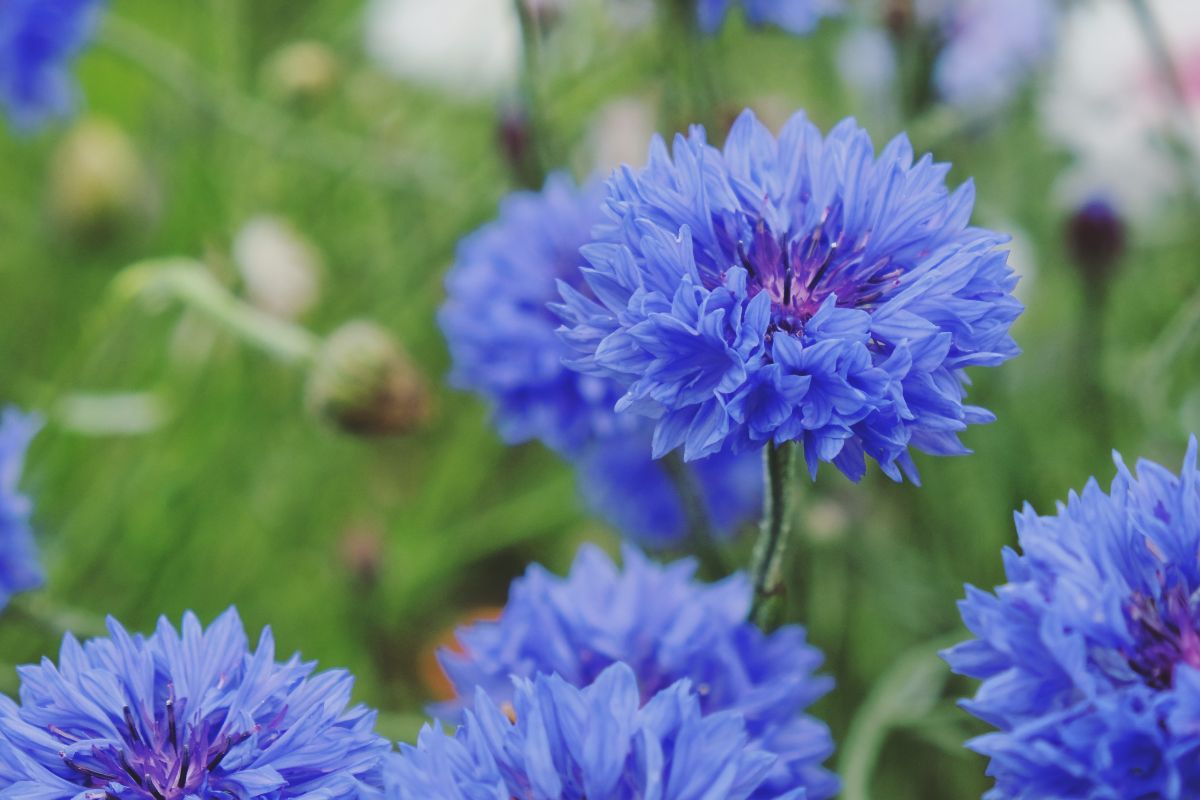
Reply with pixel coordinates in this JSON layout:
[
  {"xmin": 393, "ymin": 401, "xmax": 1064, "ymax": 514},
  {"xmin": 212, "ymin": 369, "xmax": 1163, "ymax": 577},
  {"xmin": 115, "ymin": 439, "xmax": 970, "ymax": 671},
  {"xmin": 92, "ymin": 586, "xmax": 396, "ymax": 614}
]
[
  {"xmin": 1125, "ymin": 584, "xmax": 1200, "ymax": 689},
  {"xmin": 720, "ymin": 205, "xmax": 902, "ymax": 333},
  {"xmin": 52, "ymin": 688, "xmax": 280, "ymax": 800}
]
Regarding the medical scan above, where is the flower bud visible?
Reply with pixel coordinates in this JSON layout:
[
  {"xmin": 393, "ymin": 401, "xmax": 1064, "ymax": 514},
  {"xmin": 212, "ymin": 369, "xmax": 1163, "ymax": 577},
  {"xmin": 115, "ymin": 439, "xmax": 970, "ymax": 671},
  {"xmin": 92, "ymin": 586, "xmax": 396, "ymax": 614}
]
[
  {"xmin": 306, "ymin": 320, "xmax": 431, "ymax": 436},
  {"xmin": 233, "ymin": 215, "xmax": 322, "ymax": 320},
  {"xmin": 339, "ymin": 523, "xmax": 385, "ymax": 587},
  {"xmin": 1066, "ymin": 198, "xmax": 1125, "ymax": 284},
  {"xmin": 48, "ymin": 117, "xmax": 155, "ymax": 243},
  {"xmin": 261, "ymin": 41, "xmax": 340, "ymax": 110}
]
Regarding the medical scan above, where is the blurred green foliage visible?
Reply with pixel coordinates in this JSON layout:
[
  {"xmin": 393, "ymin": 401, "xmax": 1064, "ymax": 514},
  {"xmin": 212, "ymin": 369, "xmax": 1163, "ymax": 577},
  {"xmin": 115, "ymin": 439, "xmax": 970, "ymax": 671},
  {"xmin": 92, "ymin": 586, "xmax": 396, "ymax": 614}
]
[{"xmin": 1, "ymin": 2, "xmax": 1199, "ymax": 798}]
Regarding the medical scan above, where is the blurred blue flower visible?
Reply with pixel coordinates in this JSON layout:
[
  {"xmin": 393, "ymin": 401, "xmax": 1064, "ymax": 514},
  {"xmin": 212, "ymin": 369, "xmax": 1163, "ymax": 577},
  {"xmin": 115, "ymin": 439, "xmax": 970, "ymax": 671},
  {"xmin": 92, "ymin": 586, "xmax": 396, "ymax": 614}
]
[
  {"xmin": 926, "ymin": 0, "xmax": 1056, "ymax": 112},
  {"xmin": 944, "ymin": 437, "xmax": 1200, "ymax": 798},
  {"xmin": 555, "ymin": 109, "xmax": 1022, "ymax": 481},
  {"xmin": 441, "ymin": 172, "xmax": 762, "ymax": 546},
  {"xmin": 0, "ymin": 408, "xmax": 42, "ymax": 613},
  {"xmin": 697, "ymin": 0, "xmax": 841, "ymax": 35},
  {"xmin": 0, "ymin": 608, "xmax": 390, "ymax": 799},
  {"xmin": 441, "ymin": 174, "xmax": 619, "ymax": 457},
  {"xmin": 437, "ymin": 544, "xmax": 838, "ymax": 798},
  {"xmin": 391, "ymin": 662, "xmax": 805, "ymax": 800},
  {"xmin": 0, "ymin": 0, "xmax": 105, "ymax": 131}
]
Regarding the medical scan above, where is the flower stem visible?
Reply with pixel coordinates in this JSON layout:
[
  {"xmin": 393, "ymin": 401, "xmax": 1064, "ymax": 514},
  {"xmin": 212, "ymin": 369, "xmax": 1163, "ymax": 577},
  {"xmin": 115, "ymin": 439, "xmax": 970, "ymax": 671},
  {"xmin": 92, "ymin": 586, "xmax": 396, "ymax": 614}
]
[
  {"xmin": 662, "ymin": 452, "xmax": 728, "ymax": 578},
  {"xmin": 749, "ymin": 441, "xmax": 797, "ymax": 630},
  {"xmin": 113, "ymin": 258, "xmax": 320, "ymax": 364},
  {"xmin": 512, "ymin": 0, "xmax": 553, "ymax": 188}
]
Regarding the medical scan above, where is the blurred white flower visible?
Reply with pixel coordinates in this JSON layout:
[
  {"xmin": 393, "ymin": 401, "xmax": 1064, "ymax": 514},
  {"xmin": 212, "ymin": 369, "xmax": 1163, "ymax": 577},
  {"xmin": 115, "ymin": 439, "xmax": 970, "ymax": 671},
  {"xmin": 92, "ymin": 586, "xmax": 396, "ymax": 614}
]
[
  {"xmin": 233, "ymin": 216, "xmax": 322, "ymax": 320},
  {"xmin": 363, "ymin": 0, "xmax": 521, "ymax": 99},
  {"xmin": 1041, "ymin": 0, "xmax": 1200, "ymax": 218},
  {"xmin": 588, "ymin": 95, "xmax": 658, "ymax": 174}
]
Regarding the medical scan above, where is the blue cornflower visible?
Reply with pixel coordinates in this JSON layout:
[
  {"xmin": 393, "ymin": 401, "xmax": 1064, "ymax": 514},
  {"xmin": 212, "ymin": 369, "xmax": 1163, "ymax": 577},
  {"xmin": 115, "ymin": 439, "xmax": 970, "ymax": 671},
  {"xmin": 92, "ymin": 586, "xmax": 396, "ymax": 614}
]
[
  {"xmin": 437, "ymin": 545, "xmax": 837, "ymax": 799},
  {"xmin": 391, "ymin": 662, "xmax": 805, "ymax": 800},
  {"xmin": 441, "ymin": 172, "xmax": 762, "ymax": 546},
  {"xmin": 943, "ymin": 438, "xmax": 1200, "ymax": 798},
  {"xmin": 555, "ymin": 109, "xmax": 1022, "ymax": 481},
  {"xmin": 0, "ymin": 608, "xmax": 390, "ymax": 799},
  {"xmin": 923, "ymin": 0, "xmax": 1056, "ymax": 112},
  {"xmin": 697, "ymin": 0, "xmax": 841, "ymax": 35},
  {"xmin": 0, "ymin": 408, "xmax": 43, "ymax": 613},
  {"xmin": 441, "ymin": 174, "xmax": 618, "ymax": 457},
  {"xmin": 0, "ymin": 0, "xmax": 105, "ymax": 131}
]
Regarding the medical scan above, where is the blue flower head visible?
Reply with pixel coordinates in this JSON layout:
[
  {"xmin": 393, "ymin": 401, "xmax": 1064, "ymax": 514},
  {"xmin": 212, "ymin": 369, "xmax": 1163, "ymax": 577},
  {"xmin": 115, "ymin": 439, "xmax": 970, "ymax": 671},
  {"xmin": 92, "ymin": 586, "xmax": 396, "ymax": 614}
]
[
  {"xmin": 929, "ymin": 0, "xmax": 1057, "ymax": 112},
  {"xmin": 437, "ymin": 545, "xmax": 837, "ymax": 799},
  {"xmin": 0, "ymin": 408, "xmax": 43, "ymax": 612},
  {"xmin": 555, "ymin": 109, "xmax": 1022, "ymax": 481},
  {"xmin": 441, "ymin": 172, "xmax": 762, "ymax": 546},
  {"xmin": 0, "ymin": 608, "xmax": 390, "ymax": 799},
  {"xmin": 697, "ymin": 0, "xmax": 842, "ymax": 35},
  {"xmin": 390, "ymin": 662, "xmax": 805, "ymax": 800},
  {"xmin": 943, "ymin": 437, "xmax": 1200, "ymax": 798},
  {"xmin": 0, "ymin": 0, "xmax": 105, "ymax": 131}
]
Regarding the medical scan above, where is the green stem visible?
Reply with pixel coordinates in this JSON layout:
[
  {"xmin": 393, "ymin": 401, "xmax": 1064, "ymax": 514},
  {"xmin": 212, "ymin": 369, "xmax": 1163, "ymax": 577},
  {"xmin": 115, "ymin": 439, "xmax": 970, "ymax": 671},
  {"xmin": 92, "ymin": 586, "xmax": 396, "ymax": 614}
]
[
  {"xmin": 114, "ymin": 258, "xmax": 320, "ymax": 364},
  {"xmin": 512, "ymin": 0, "xmax": 552, "ymax": 188},
  {"xmin": 659, "ymin": 0, "xmax": 719, "ymax": 131},
  {"xmin": 661, "ymin": 452, "xmax": 729, "ymax": 578},
  {"xmin": 749, "ymin": 441, "xmax": 797, "ymax": 630}
]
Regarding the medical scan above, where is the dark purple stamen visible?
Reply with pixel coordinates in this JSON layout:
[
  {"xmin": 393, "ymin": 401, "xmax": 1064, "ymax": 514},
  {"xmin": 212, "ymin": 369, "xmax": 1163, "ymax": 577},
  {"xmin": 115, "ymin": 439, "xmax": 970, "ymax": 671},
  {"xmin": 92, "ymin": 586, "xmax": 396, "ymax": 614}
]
[
  {"xmin": 51, "ymin": 686, "xmax": 277, "ymax": 800},
  {"xmin": 724, "ymin": 202, "xmax": 906, "ymax": 335},
  {"xmin": 1125, "ymin": 583, "xmax": 1200, "ymax": 689}
]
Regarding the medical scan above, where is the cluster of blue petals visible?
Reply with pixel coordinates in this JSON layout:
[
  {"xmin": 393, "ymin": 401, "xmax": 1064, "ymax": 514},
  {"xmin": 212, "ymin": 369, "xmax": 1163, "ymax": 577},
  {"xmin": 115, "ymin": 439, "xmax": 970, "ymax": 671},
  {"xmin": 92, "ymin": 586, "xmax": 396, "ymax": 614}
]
[
  {"xmin": 0, "ymin": 408, "xmax": 43, "ymax": 613},
  {"xmin": 440, "ymin": 172, "xmax": 761, "ymax": 545},
  {"xmin": 0, "ymin": 608, "xmax": 390, "ymax": 799},
  {"xmin": 556, "ymin": 109, "xmax": 1022, "ymax": 481},
  {"xmin": 437, "ymin": 545, "xmax": 838, "ymax": 798},
  {"xmin": 944, "ymin": 438, "xmax": 1200, "ymax": 798},
  {"xmin": 928, "ymin": 0, "xmax": 1057, "ymax": 112},
  {"xmin": 0, "ymin": 0, "xmax": 104, "ymax": 131},
  {"xmin": 390, "ymin": 662, "xmax": 804, "ymax": 800},
  {"xmin": 697, "ymin": 0, "xmax": 841, "ymax": 36}
]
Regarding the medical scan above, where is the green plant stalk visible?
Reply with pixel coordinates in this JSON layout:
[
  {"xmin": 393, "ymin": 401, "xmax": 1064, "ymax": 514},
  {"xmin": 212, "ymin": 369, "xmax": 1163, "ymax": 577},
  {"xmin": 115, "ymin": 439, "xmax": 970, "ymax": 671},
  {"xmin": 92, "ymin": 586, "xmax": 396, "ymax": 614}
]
[
  {"xmin": 661, "ymin": 452, "xmax": 729, "ymax": 578},
  {"xmin": 114, "ymin": 258, "xmax": 320, "ymax": 365},
  {"xmin": 659, "ymin": 0, "xmax": 719, "ymax": 131},
  {"xmin": 749, "ymin": 440, "xmax": 797, "ymax": 630},
  {"xmin": 512, "ymin": 0, "xmax": 553, "ymax": 188}
]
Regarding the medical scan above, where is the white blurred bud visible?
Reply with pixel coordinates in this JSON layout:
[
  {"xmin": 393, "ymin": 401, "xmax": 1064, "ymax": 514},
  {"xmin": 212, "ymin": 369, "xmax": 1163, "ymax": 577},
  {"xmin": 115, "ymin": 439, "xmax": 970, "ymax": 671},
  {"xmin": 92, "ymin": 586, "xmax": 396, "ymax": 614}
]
[
  {"xmin": 232, "ymin": 215, "xmax": 322, "ymax": 320},
  {"xmin": 262, "ymin": 40, "xmax": 340, "ymax": 109}
]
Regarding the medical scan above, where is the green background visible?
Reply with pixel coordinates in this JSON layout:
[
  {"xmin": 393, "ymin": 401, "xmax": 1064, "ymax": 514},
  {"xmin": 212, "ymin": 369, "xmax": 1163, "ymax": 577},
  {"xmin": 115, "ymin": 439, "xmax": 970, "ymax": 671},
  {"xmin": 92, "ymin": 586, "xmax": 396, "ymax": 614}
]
[{"xmin": 2, "ymin": 2, "xmax": 1199, "ymax": 798}]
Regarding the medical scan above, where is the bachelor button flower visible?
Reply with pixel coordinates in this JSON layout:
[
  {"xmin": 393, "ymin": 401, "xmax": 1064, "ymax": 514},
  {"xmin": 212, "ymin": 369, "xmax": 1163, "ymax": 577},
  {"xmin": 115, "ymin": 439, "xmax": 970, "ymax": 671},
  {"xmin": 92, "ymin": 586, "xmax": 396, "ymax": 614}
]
[
  {"xmin": 437, "ymin": 544, "xmax": 837, "ymax": 799},
  {"xmin": 943, "ymin": 437, "xmax": 1200, "ymax": 798},
  {"xmin": 0, "ymin": 408, "xmax": 43, "ymax": 613},
  {"xmin": 924, "ymin": 0, "xmax": 1057, "ymax": 113},
  {"xmin": 555, "ymin": 109, "xmax": 1022, "ymax": 481},
  {"xmin": 441, "ymin": 174, "xmax": 619, "ymax": 456},
  {"xmin": 0, "ymin": 608, "xmax": 390, "ymax": 800},
  {"xmin": 390, "ymin": 662, "xmax": 804, "ymax": 800},
  {"xmin": 0, "ymin": 0, "xmax": 105, "ymax": 131},
  {"xmin": 441, "ymin": 172, "xmax": 761, "ymax": 546},
  {"xmin": 697, "ymin": 0, "xmax": 842, "ymax": 36}
]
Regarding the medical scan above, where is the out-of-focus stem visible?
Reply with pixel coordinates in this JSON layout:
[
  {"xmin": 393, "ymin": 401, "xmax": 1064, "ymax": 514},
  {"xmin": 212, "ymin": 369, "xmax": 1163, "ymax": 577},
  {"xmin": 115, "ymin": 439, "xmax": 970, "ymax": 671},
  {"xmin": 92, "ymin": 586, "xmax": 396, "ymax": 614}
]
[
  {"xmin": 660, "ymin": 0, "xmax": 719, "ymax": 131},
  {"xmin": 512, "ymin": 0, "xmax": 553, "ymax": 187},
  {"xmin": 662, "ymin": 452, "xmax": 728, "ymax": 578},
  {"xmin": 114, "ymin": 258, "xmax": 320, "ymax": 364},
  {"xmin": 749, "ymin": 441, "xmax": 797, "ymax": 631}
]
